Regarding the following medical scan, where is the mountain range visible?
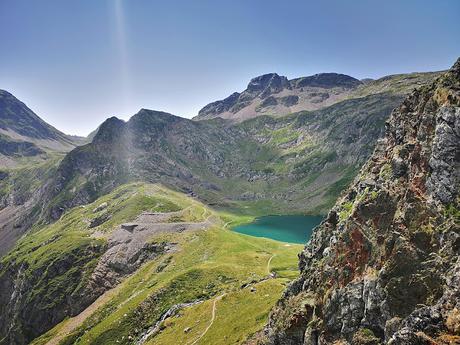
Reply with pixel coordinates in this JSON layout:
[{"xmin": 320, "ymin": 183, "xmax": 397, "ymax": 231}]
[
  {"xmin": 195, "ymin": 71, "xmax": 439, "ymax": 121},
  {"xmin": 0, "ymin": 69, "xmax": 437, "ymax": 258},
  {"xmin": 0, "ymin": 61, "xmax": 458, "ymax": 345}
]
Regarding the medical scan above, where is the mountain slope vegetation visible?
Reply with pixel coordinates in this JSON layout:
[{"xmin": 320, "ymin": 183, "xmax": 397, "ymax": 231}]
[{"xmin": 0, "ymin": 90, "xmax": 91, "ymax": 256}]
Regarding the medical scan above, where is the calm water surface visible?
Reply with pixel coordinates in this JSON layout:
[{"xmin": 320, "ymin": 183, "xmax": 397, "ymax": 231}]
[{"xmin": 232, "ymin": 215, "xmax": 323, "ymax": 244}]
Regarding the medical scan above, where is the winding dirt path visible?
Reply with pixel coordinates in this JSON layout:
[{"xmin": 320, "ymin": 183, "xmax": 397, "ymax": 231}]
[
  {"xmin": 267, "ymin": 254, "xmax": 275, "ymax": 275},
  {"xmin": 200, "ymin": 206, "xmax": 208, "ymax": 220},
  {"xmin": 189, "ymin": 293, "xmax": 227, "ymax": 345}
]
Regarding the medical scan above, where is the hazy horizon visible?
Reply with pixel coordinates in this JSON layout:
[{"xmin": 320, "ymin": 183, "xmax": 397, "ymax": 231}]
[{"xmin": 1, "ymin": 0, "xmax": 459, "ymax": 136}]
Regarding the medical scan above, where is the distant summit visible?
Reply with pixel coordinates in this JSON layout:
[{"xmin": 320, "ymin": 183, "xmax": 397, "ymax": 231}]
[
  {"xmin": 0, "ymin": 90, "xmax": 86, "ymax": 166},
  {"xmin": 195, "ymin": 71, "xmax": 440, "ymax": 121},
  {"xmin": 246, "ymin": 73, "xmax": 291, "ymax": 96},
  {"xmin": 195, "ymin": 72, "xmax": 361, "ymax": 121},
  {"xmin": 290, "ymin": 72, "xmax": 361, "ymax": 88}
]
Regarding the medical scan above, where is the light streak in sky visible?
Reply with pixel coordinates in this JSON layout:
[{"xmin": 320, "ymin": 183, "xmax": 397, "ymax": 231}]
[{"xmin": 113, "ymin": 0, "xmax": 132, "ymax": 112}]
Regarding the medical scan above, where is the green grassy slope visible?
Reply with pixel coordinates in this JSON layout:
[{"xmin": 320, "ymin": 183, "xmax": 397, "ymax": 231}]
[
  {"xmin": 0, "ymin": 183, "xmax": 302, "ymax": 345},
  {"xmin": 40, "ymin": 229, "xmax": 300, "ymax": 345}
]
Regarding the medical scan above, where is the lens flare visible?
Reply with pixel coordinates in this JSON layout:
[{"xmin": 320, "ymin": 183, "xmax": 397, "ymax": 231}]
[{"xmin": 114, "ymin": 0, "xmax": 132, "ymax": 113}]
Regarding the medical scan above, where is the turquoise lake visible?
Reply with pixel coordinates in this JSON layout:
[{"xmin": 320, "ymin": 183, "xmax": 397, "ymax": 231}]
[{"xmin": 232, "ymin": 215, "xmax": 323, "ymax": 244}]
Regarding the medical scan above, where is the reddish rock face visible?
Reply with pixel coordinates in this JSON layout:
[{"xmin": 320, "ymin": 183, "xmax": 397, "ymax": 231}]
[{"xmin": 259, "ymin": 58, "xmax": 460, "ymax": 345}]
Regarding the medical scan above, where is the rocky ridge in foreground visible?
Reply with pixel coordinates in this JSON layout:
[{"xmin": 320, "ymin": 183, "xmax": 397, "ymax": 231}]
[{"xmin": 257, "ymin": 59, "xmax": 460, "ymax": 344}]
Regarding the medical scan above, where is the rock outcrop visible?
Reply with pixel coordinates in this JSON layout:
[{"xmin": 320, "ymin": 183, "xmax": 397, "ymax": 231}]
[{"xmin": 258, "ymin": 58, "xmax": 460, "ymax": 344}]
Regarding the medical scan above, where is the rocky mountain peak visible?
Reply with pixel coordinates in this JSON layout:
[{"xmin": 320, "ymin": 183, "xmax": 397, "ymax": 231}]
[
  {"xmin": 195, "ymin": 70, "xmax": 437, "ymax": 122},
  {"xmin": 92, "ymin": 116, "xmax": 125, "ymax": 144},
  {"xmin": 246, "ymin": 73, "xmax": 290, "ymax": 97},
  {"xmin": 291, "ymin": 72, "xmax": 362, "ymax": 89},
  {"xmin": 132, "ymin": 108, "xmax": 179, "ymax": 121},
  {"xmin": 0, "ymin": 90, "xmax": 63, "ymax": 140},
  {"xmin": 197, "ymin": 92, "xmax": 241, "ymax": 117},
  {"xmin": 128, "ymin": 109, "xmax": 183, "ymax": 134}
]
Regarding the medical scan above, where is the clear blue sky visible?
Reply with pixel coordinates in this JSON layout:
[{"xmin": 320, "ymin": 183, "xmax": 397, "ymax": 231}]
[{"xmin": 0, "ymin": 0, "xmax": 459, "ymax": 135}]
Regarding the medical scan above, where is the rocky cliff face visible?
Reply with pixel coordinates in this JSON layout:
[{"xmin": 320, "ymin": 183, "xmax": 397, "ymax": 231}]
[{"xmin": 256, "ymin": 59, "xmax": 460, "ymax": 344}]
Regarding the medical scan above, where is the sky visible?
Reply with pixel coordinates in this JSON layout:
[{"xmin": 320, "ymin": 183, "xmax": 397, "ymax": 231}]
[{"xmin": 0, "ymin": 0, "xmax": 459, "ymax": 136}]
